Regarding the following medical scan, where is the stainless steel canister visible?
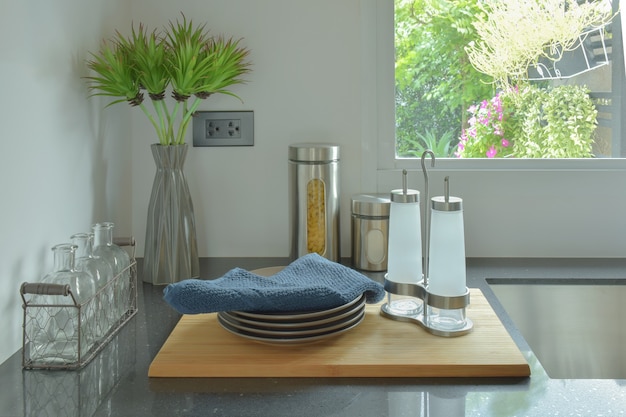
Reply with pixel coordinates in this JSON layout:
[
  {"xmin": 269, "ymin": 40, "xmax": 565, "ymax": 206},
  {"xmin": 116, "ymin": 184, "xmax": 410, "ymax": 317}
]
[
  {"xmin": 351, "ymin": 194, "xmax": 390, "ymax": 271},
  {"xmin": 289, "ymin": 143, "xmax": 340, "ymax": 261}
]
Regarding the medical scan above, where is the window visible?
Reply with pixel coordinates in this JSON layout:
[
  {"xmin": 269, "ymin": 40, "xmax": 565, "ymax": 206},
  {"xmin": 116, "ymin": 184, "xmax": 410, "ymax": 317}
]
[
  {"xmin": 362, "ymin": 0, "xmax": 626, "ymax": 258},
  {"xmin": 393, "ymin": 0, "xmax": 625, "ymax": 161}
]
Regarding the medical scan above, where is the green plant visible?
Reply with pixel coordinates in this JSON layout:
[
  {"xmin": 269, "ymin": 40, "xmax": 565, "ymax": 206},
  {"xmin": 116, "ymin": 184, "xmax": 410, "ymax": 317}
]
[
  {"xmin": 459, "ymin": 84, "xmax": 597, "ymax": 158},
  {"xmin": 85, "ymin": 15, "xmax": 251, "ymax": 146},
  {"xmin": 457, "ymin": 89, "xmax": 517, "ymax": 158},
  {"xmin": 395, "ymin": 0, "xmax": 493, "ymax": 112},
  {"xmin": 514, "ymin": 85, "xmax": 597, "ymax": 158},
  {"xmin": 508, "ymin": 86, "xmax": 546, "ymax": 157},
  {"xmin": 466, "ymin": 0, "xmax": 614, "ymax": 89},
  {"xmin": 404, "ymin": 129, "xmax": 458, "ymax": 158},
  {"xmin": 394, "ymin": 0, "xmax": 494, "ymax": 156}
]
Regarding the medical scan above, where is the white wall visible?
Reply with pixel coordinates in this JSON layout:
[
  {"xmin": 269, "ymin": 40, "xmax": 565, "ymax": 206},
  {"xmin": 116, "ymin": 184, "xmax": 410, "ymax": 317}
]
[
  {"xmin": 0, "ymin": 0, "xmax": 133, "ymax": 364},
  {"xmin": 129, "ymin": 0, "xmax": 365, "ymax": 258}
]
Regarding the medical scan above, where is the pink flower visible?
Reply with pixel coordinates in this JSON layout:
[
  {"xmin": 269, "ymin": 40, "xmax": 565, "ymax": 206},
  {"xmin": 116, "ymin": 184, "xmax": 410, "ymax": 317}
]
[
  {"xmin": 494, "ymin": 98, "xmax": 503, "ymax": 113},
  {"xmin": 501, "ymin": 138, "xmax": 510, "ymax": 147},
  {"xmin": 486, "ymin": 146, "xmax": 497, "ymax": 158}
]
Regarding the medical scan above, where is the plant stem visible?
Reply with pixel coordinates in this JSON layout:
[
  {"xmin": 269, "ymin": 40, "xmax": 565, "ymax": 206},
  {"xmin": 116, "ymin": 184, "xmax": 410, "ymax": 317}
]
[
  {"xmin": 166, "ymin": 101, "xmax": 183, "ymax": 145},
  {"xmin": 151, "ymin": 100, "xmax": 169, "ymax": 145},
  {"xmin": 160, "ymin": 100, "xmax": 174, "ymax": 145},
  {"xmin": 139, "ymin": 103, "xmax": 167, "ymax": 145},
  {"xmin": 177, "ymin": 97, "xmax": 203, "ymax": 144}
]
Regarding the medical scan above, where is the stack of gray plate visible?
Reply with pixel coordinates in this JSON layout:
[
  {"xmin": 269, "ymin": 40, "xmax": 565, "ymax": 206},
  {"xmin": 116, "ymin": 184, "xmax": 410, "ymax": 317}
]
[{"xmin": 217, "ymin": 294, "xmax": 366, "ymax": 345}]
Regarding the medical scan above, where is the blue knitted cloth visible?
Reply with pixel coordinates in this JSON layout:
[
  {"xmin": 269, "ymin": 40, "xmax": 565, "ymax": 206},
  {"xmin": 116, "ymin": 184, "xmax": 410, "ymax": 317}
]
[{"xmin": 163, "ymin": 253, "xmax": 385, "ymax": 314}]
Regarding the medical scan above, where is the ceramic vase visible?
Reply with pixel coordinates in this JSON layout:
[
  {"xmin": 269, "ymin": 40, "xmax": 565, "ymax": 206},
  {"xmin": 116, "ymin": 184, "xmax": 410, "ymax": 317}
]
[{"xmin": 143, "ymin": 144, "xmax": 199, "ymax": 285}]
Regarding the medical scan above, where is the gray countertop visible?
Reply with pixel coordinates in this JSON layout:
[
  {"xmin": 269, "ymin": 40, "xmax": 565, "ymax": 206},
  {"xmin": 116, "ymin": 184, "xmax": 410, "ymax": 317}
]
[{"xmin": 2, "ymin": 258, "xmax": 626, "ymax": 417}]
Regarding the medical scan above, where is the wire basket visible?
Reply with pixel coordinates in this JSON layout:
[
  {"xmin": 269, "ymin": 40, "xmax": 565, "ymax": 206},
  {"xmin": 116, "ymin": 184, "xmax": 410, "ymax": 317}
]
[
  {"xmin": 20, "ymin": 237, "xmax": 138, "ymax": 370},
  {"xmin": 22, "ymin": 316, "xmax": 136, "ymax": 416}
]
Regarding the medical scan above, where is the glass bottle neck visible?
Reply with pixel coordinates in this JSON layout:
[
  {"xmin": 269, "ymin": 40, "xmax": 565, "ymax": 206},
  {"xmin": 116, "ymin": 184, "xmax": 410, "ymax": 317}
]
[
  {"xmin": 92, "ymin": 222, "xmax": 114, "ymax": 248},
  {"xmin": 52, "ymin": 244, "xmax": 77, "ymax": 272},
  {"xmin": 71, "ymin": 233, "xmax": 93, "ymax": 258}
]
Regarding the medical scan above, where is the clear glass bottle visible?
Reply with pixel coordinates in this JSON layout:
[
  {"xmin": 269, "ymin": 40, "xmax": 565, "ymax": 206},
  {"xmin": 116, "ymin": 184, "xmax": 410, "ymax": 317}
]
[
  {"xmin": 35, "ymin": 244, "xmax": 97, "ymax": 363},
  {"xmin": 92, "ymin": 222, "xmax": 131, "ymax": 323},
  {"xmin": 71, "ymin": 232, "xmax": 114, "ymax": 339}
]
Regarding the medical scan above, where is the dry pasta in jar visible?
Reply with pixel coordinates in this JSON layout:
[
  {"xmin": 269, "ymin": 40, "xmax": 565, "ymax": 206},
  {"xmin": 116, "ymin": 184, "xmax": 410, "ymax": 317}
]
[{"xmin": 306, "ymin": 178, "xmax": 326, "ymax": 255}]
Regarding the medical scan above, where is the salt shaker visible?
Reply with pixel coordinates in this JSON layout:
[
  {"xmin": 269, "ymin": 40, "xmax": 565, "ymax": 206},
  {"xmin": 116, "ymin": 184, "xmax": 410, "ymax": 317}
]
[
  {"xmin": 426, "ymin": 177, "xmax": 469, "ymax": 330},
  {"xmin": 385, "ymin": 170, "xmax": 423, "ymax": 316}
]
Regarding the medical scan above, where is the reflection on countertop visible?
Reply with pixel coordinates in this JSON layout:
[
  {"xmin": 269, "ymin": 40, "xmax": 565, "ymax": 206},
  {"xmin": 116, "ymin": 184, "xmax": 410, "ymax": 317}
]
[{"xmin": 1, "ymin": 257, "xmax": 625, "ymax": 417}]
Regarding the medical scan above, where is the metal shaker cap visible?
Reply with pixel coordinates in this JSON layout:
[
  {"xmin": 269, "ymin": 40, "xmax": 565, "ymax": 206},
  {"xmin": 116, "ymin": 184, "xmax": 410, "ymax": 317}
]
[
  {"xmin": 431, "ymin": 195, "xmax": 463, "ymax": 211},
  {"xmin": 390, "ymin": 189, "xmax": 420, "ymax": 204},
  {"xmin": 431, "ymin": 176, "xmax": 462, "ymax": 211},
  {"xmin": 288, "ymin": 143, "xmax": 340, "ymax": 162},
  {"xmin": 351, "ymin": 194, "xmax": 391, "ymax": 217},
  {"xmin": 390, "ymin": 169, "xmax": 419, "ymax": 203}
]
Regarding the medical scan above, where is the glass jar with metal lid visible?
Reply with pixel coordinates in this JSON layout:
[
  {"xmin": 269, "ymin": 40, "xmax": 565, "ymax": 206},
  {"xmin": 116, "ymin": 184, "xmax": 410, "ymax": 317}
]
[{"xmin": 288, "ymin": 143, "xmax": 340, "ymax": 261}]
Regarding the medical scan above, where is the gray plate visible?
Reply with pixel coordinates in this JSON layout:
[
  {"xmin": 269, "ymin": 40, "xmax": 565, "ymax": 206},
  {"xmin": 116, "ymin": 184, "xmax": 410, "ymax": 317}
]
[
  {"xmin": 222, "ymin": 297, "xmax": 365, "ymax": 330},
  {"xmin": 230, "ymin": 294, "xmax": 366, "ymax": 323},
  {"xmin": 217, "ymin": 310, "xmax": 365, "ymax": 346},
  {"xmin": 218, "ymin": 306, "xmax": 364, "ymax": 337}
]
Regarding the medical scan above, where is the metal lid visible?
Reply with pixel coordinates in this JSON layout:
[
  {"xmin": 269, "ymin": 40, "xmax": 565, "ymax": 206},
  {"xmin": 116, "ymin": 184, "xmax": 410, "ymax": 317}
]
[
  {"xmin": 351, "ymin": 194, "xmax": 391, "ymax": 217},
  {"xmin": 431, "ymin": 195, "xmax": 463, "ymax": 212},
  {"xmin": 431, "ymin": 176, "xmax": 462, "ymax": 211},
  {"xmin": 389, "ymin": 169, "xmax": 419, "ymax": 203},
  {"xmin": 288, "ymin": 143, "xmax": 340, "ymax": 162},
  {"xmin": 390, "ymin": 189, "xmax": 419, "ymax": 204}
]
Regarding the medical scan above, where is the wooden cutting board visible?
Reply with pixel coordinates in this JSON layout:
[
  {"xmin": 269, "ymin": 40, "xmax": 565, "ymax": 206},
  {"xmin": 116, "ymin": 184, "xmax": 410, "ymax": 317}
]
[{"xmin": 149, "ymin": 288, "xmax": 530, "ymax": 378}]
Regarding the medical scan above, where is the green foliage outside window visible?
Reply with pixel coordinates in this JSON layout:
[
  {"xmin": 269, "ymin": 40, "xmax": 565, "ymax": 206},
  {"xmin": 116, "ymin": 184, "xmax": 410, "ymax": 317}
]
[
  {"xmin": 466, "ymin": 0, "xmax": 613, "ymax": 89},
  {"xmin": 457, "ymin": 85, "xmax": 597, "ymax": 158},
  {"xmin": 513, "ymin": 85, "xmax": 597, "ymax": 158},
  {"xmin": 394, "ymin": 0, "xmax": 493, "ymax": 158},
  {"xmin": 395, "ymin": 0, "xmax": 611, "ymax": 159}
]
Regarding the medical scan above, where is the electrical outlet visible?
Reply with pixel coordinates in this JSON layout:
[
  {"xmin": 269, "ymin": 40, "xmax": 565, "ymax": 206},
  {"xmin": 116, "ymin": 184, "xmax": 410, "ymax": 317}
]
[
  {"xmin": 192, "ymin": 111, "xmax": 254, "ymax": 147},
  {"xmin": 206, "ymin": 119, "xmax": 242, "ymax": 139}
]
